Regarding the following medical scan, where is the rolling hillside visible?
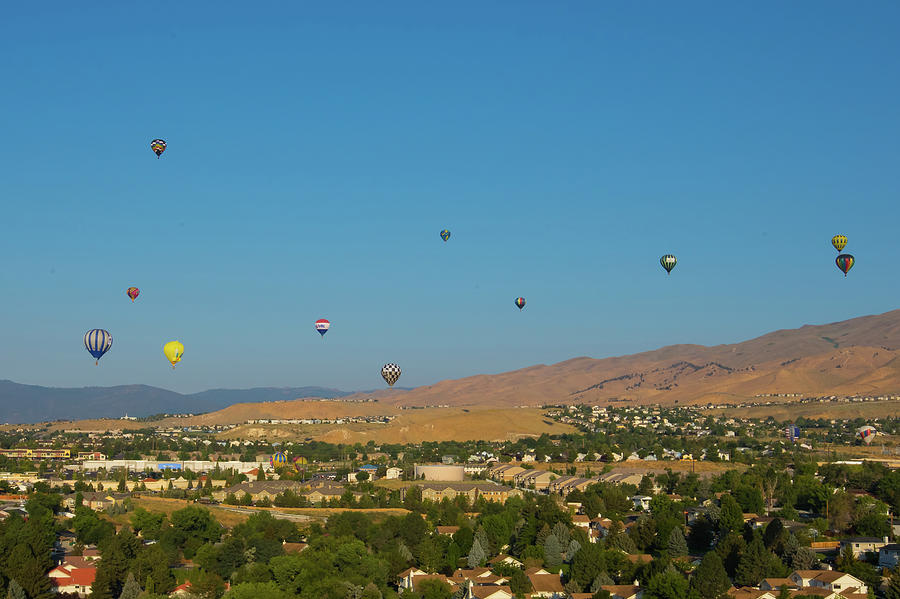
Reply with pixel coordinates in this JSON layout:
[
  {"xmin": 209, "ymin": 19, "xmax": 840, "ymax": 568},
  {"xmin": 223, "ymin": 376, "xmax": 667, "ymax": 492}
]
[{"xmin": 7, "ymin": 308, "xmax": 900, "ymax": 424}]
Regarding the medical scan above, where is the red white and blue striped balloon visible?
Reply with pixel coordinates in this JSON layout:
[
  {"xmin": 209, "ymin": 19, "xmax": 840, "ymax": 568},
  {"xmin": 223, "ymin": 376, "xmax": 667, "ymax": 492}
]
[
  {"xmin": 315, "ymin": 319, "xmax": 330, "ymax": 337},
  {"xmin": 84, "ymin": 329, "xmax": 112, "ymax": 364}
]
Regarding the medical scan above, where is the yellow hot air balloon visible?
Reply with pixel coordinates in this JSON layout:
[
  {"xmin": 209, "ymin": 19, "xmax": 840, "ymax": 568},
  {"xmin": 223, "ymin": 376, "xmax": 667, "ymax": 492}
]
[
  {"xmin": 831, "ymin": 235, "xmax": 847, "ymax": 252},
  {"xmin": 163, "ymin": 341, "xmax": 184, "ymax": 368}
]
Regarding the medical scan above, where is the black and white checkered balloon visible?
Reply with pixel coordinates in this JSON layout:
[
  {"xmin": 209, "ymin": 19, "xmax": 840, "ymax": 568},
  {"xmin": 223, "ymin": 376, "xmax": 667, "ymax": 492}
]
[{"xmin": 381, "ymin": 363, "xmax": 401, "ymax": 387}]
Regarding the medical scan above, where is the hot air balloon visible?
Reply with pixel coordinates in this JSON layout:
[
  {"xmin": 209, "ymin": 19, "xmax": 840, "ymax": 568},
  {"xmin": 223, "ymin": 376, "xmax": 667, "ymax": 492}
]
[
  {"xmin": 163, "ymin": 341, "xmax": 184, "ymax": 368},
  {"xmin": 515, "ymin": 297, "xmax": 526, "ymax": 310},
  {"xmin": 126, "ymin": 287, "xmax": 140, "ymax": 302},
  {"xmin": 440, "ymin": 229, "xmax": 451, "ymax": 242},
  {"xmin": 785, "ymin": 425, "xmax": 800, "ymax": 443},
  {"xmin": 151, "ymin": 139, "xmax": 166, "ymax": 158},
  {"xmin": 84, "ymin": 329, "xmax": 112, "ymax": 365},
  {"xmin": 857, "ymin": 425, "xmax": 877, "ymax": 445},
  {"xmin": 831, "ymin": 235, "xmax": 847, "ymax": 252},
  {"xmin": 315, "ymin": 319, "xmax": 330, "ymax": 338},
  {"xmin": 660, "ymin": 254, "xmax": 677, "ymax": 275},
  {"xmin": 271, "ymin": 452, "xmax": 288, "ymax": 468},
  {"xmin": 836, "ymin": 254, "xmax": 855, "ymax": 277},
  {"xmin": 293, "ymin": 456, "xmax": 308, "ymax": 472},
  {"xmin": 381, "ymin": 363, "xmax": 401, "ymax": 387}
]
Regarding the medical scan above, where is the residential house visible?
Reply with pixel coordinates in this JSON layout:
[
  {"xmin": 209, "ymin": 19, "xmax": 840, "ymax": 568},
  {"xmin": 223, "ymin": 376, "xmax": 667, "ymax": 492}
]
[
  {"xmin": 788, "ymin": 570, "xmax": 868, "ymax": 595},
  {"xmin": 631, "ymin": 496, "xmax": 652, "ymax": 511},
  {"xmin": 488, "ymin": 554, "xmax": 523, "ymax": 569},
  {"xmin": 524, "ymin": 568, "xmax": 563, "ymax": 598},
  {"xmin": 211, "ymin": 480, "xmax": 305, "ymax": 503},
  {"xmin": 385, "ymin": 467, "xmax": 403, "ymax": 480},
  {"xmin": 488, "ymin": 465, "xmax": 526, "ymax": 484},
  {"xmin": 599, "ymin": 585, "xmax": 643, "ymax": 599},
  {"xmin": 63, "ymin": 492, "xmax": 129, "ymax": 512},
  {"xmin": 397, "ymin": 567, "xmax": 428, "ymax": 591},
  {"xmin": 838, "ymin": 536, "xmax": 888, "ymax": 558},
  {"xmin": 758, "ymin": 578, "xmax": 797, "ymax": 591},
  {"xmin": 513, "ymin": 470, "xmax": 555, "ymax": 491},
  {"xmin": 48, "ymin": 559, "xmax": 97, "ymax": 596},
  {"xmin": 879, "ymin": 543, "xmax": 900, "ymax": 568},
  {"xmin": 436, "ymin": 526, "xmax": 460, "ymax": 536},
  {"xmin": 303, "ymin": 485, "xmax": 347, "ymax": 505},
  {"xmin": 466, "ymin": 585, "xmax": 513, "ymax": 599},
  {"xmin": 411, "ymin": 482, "xmax": 519, "ymax": 504}
]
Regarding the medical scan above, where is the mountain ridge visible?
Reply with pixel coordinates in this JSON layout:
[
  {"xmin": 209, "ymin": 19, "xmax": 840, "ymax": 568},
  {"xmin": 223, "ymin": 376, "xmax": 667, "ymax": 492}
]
[
  {"xmin": 0, "ymin": 382, "xmax": 351, "ymax": 423},
  {"xmin": 5, "ymin": 308, "xmax": 900, "ymax": 424}
]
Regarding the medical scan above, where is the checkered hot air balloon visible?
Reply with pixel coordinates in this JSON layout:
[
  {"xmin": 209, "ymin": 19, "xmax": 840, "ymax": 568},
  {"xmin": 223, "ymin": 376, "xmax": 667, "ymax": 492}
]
[
  {"xmin": 84, "ymin": 329, "xmax": 113, "ymax": 365},
  {"xmin": 151, "ymin": 139, "xmax": 166, "ymax": 158},
  {"xmin": 660, "ymin": 254, "xmax": 677, "ymax": 275},
  {"xmin": 381, "ymin": 363, "xmax": 401, "ymax": 387}
]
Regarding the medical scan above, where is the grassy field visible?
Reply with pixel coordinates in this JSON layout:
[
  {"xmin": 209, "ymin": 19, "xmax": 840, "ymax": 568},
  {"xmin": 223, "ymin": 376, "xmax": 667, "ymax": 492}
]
[
  {"xmin": 217, "ymin": 407, "xmax": 575, "ymax": 444},
  {"xmin": 106, "ymin": 496, "xmax": 410, "ymax": 529}
]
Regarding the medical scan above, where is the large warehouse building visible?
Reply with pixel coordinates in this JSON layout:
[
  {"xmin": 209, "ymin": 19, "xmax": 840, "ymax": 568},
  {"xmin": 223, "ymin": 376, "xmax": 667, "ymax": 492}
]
[{"xmin": 413, "ymin": 464, "xmax": 465, "ymax": 481}]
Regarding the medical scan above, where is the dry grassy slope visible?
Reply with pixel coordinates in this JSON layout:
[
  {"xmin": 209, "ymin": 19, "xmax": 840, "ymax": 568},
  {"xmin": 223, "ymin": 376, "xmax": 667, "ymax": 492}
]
[
  {"xmin": 221, "ymin": 408, "xmax": 574, "ymax": 444},
  {"xmin": 48, "ymin": 308, "xmax": 900, "ymax": 432},
  {"xmin": 344, "ymin": 310, "xmax": 900, "ymax": 408}
]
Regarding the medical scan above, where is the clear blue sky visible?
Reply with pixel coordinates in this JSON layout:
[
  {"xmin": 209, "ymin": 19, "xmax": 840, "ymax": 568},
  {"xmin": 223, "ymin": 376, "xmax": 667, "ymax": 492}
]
[{"xmin": 2, "ymin": 2, "xmax": 899, "ymax": 394}]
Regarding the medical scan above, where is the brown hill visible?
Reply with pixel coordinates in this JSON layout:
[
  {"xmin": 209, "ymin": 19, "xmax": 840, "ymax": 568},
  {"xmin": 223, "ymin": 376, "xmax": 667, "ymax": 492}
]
[
  {"xmin": 347, "ymin": 308, "xmax": 900, "ymax": 408},
  {"xmin": 58, "ymin": 308, "xmax": 900, "ymax": 431}
]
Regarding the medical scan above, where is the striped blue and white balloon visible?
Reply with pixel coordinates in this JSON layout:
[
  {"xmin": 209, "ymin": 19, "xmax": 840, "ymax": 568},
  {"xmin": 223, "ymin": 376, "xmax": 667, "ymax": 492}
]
[{"xmin": 84, "ymin": 329, "xmax": 112, "ymax": 364}]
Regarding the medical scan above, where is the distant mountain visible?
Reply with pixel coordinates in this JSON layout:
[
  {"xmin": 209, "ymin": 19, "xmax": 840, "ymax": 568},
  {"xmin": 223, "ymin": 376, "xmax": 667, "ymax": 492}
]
[
  {"xmin": 343, "ymin": 308, "xmax": 900, "ymax": 409},
  {"xmin": 0, "ymin": 382, "xmax": 350, "ymax": 423}
]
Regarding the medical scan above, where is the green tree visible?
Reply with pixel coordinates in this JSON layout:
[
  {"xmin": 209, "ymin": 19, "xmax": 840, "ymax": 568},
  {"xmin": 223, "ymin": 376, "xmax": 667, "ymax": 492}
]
[
  {"xmin": 543, "ymin": 534, "xmax": 562, "ymax": 570},
  {"xmin": 416, "ymin": 578, "xmax": 453, "ymax": 599},
  {"xmin": 734, "ymin": 537, "xmax": 770, "ymax": 587},
  {"xmin": 667, "ymin": 527, "xmax": 688, "ymax": 557},
  {"xmin": 117, "ymin": 572, "xmax": 142, "ymax": 599},
  {"xmin": 466, "ymin": 538, "xmax": 485, "ymax": 568},
  {"xmin": 92, "ymin": 528, "xmax": 141, "ymax": 599},
  {"xmin": 644, "ymin": 568, "xmax": 690, "ymax": 599},
  {"xmin": 590, "ymin": 571, "xmax": 614, "ymax": 592},
  {"xmin": 689, "ymin": 551, "xmax": 731, "ymax": 599},
  {"xmin": 719, "ymin": 495, "xmax": 743, "ymax": 534},
  {"xmin": 130, "ymin": 508, "xmax": 166, "ymax": 540},
  {"xmin": 508, "ymin": 569, "xmax": 532, "ymax": 596},
  {"xmin": 222, "ymin": 582, "xmax": 291, "ymax": 599},
  {"xmin": 569, "ymin": 543, "xmax": 606, "ymax": 589},
  {"xmin": 6, "ymin": 581, "xmax": 26, "ymax": 599},
  {"xmin": 884, "ymin": 567, "xmax": 900, "ymax": 599}
]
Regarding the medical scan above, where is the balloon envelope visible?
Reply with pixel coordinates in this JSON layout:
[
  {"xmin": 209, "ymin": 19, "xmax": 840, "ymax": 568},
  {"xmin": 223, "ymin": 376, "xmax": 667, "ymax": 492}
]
[
  {"xmin": 126, "ymin": 287, "xmax": 140, "ymax": 302},
  {"xmin": 440, "ymin": 229, "xmax": 451, "ymax": 242},
  {"xmin": 857, "ymin": 425, "xmax": 876, "ymax": 445},
  {"xmin": 271, "ymin": 452, "xmax": 288, "ymax": 468},
  {"xmin": 382, "ymin": 363, "xmax": 401, "ymax": 387},
  {"xmin": 315, "ymin": 319, "xmax": 330, "ymax": 337},
  {"xmin": 163, "ymin": 341, "xmax": 184, "ymax": 367},
  {"xmin": 660, "ymin": 254, "xmax": 677, "ymax": 274},
  {"xmin": 151, "ymin": 139, "xmax": 166, "ymax": 158},
  {"xmin": 836, "ymin": 254, "xmax": 855, "ymax": 276},
  {"xmin": 84, "ymin": 329, "xmax": 112, "ymax": 364},
  {"xmin": 515, "ymin": 297, "xmax": 526, "ymax": 310},
  {"xmin": 831, "ymin": 235, "xmax": 847, "ymax": 252}
]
